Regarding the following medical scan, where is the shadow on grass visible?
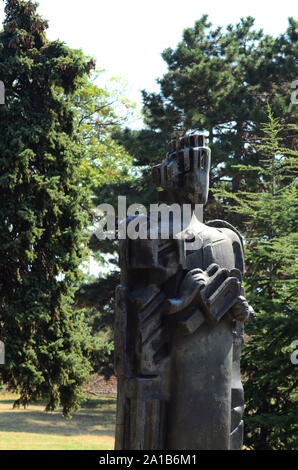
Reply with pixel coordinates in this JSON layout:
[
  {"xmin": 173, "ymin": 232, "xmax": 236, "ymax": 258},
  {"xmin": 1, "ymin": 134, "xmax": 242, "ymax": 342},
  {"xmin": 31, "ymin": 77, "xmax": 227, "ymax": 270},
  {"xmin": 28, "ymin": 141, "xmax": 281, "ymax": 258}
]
[
  {"xmin": 82, "ymin": 397, "xmax": 117, "ymax": 409},
  {"xmin": 0, "ymin": 396, "xmax": 116, "ymax": 437}
]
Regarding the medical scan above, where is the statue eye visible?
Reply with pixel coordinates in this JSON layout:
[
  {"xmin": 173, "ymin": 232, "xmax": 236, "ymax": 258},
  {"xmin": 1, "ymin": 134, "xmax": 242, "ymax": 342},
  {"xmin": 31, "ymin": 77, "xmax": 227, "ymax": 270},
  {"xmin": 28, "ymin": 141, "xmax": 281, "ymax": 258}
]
[{"xmin": 200, "ymin": 151, "xmax": 207, "ymax": 170}]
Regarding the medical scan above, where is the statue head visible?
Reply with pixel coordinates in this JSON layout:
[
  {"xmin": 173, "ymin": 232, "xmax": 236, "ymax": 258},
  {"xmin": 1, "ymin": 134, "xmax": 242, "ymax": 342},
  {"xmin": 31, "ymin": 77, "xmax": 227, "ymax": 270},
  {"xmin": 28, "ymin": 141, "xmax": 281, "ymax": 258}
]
[{"xmin": 152, "ymin": 134, "xmax": 211, "ymax": 205}]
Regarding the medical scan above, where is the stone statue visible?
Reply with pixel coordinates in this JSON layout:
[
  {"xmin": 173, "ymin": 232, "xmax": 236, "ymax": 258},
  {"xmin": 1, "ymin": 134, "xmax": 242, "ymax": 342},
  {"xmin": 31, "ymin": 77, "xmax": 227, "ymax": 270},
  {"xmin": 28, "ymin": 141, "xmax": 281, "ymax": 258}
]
[
  {"xmin": 0, "ymin": 340, "xmax": 4, "ymax": 365},
  {"xmin": 114, "ymin": 135, "xmax": 254, "ymax": 450}
]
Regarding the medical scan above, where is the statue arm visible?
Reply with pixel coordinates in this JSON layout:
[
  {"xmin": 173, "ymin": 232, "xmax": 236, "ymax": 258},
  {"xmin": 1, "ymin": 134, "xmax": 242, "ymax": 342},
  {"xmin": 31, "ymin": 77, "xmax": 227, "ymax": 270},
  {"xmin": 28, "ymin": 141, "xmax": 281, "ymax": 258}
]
[{"xmin": 205, "ymin": 220, "xmax": 254, "ymax": 323}]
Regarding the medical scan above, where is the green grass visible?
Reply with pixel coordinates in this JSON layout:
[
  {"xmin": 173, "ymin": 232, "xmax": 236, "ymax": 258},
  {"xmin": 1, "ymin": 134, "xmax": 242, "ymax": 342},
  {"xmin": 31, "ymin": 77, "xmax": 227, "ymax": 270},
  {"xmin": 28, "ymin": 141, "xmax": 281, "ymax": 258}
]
[{"xmin": 0, "ymin": 392, "xmax": 116, "ymax": 450}]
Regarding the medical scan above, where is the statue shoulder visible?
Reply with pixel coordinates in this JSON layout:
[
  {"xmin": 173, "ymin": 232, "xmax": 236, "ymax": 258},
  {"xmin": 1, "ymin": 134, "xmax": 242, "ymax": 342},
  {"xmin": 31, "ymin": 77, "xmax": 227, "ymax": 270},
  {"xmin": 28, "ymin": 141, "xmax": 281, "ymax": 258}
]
[
  {"xmin": 205, "ymin": 219, "xmax": 243, "ymax": 249},
  {"xmin": 206, "ymin": 219, "xmax": 245, "ymax": 274}
]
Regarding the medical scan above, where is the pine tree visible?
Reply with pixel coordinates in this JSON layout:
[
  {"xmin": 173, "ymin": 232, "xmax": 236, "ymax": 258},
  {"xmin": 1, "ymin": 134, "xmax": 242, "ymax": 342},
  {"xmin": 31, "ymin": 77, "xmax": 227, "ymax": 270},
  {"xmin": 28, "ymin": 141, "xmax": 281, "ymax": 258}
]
[
  {"xmin": 0, "ymin": 0, "xmax": 96, "ymax": 416},
  {"xmin": 140, "ymin": 15, "xmax": 297, "ymax": 220},
  {"xmin": 215, "ymin": 109, "xmax": 298, "ymax": 449}
]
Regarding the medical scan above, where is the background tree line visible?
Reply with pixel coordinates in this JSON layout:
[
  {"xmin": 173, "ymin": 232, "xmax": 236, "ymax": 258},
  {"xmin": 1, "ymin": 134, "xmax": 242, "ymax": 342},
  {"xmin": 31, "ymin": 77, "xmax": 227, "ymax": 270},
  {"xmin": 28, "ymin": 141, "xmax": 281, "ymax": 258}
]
[{"xmin": 0, "ymin": 0, "xmax": 296, "ymax": 448}]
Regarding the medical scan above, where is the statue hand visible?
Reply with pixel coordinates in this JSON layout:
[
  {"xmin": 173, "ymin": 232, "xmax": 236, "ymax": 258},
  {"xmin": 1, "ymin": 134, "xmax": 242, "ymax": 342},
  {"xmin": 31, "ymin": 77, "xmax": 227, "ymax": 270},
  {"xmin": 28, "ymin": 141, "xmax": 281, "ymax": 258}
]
[
  {"xmin": 165, "ymin": 268, "xmax": 207, "ymax": 315},
  {"xmin": 230, "ymin": 296, "xmax": 255, "ymax": 322},
  {"xmin": 180, "ymin": 268, "xmax": 207, "ymax": 297}
]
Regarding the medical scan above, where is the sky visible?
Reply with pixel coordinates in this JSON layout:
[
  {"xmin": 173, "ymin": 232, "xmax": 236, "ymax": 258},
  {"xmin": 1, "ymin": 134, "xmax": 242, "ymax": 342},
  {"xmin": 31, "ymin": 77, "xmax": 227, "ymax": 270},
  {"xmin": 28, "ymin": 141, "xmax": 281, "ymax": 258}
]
[{"xmin": 0, "ymin": 0, "xmax": 297, "ymax": 127}]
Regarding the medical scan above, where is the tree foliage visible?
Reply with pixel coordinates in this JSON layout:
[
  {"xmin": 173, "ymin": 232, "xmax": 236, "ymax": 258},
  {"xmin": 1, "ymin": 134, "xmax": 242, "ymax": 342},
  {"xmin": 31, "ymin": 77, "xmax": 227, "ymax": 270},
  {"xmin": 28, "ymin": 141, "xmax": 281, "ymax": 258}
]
[
  {"xmin": 135, "ymin": 15, "xmax": 298, "ymax": 216},
  {"xmin": 215, "ymin": 109, "xmax": 298, "ymax": 449},
  {"xmin": 70, "ymin": 73, "xmax": 136, "ymax": 377},
  {"xmin": 73, "ymin": 73, "xmax": 135, "ymax": 192},
  {"xmin": 0, "ymin": 0, "xmax": 97, "ymax": 416}
]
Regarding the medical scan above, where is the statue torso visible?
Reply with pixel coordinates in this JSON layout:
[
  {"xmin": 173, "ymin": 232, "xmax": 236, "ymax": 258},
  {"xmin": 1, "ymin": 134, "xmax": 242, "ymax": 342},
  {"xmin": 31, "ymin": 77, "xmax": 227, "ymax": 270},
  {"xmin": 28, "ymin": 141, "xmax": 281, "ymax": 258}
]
[{"xmin": 115, "ymin": 218, "xmax": 245, "ymax": 450}]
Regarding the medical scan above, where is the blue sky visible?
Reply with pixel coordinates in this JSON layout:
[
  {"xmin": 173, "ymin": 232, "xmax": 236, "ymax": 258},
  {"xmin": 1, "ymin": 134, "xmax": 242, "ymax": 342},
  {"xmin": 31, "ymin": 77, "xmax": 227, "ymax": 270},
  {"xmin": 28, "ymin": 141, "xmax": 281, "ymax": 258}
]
[{"xmin": 1, "ymin": 0, "xmax": 297, "ymax": 127}]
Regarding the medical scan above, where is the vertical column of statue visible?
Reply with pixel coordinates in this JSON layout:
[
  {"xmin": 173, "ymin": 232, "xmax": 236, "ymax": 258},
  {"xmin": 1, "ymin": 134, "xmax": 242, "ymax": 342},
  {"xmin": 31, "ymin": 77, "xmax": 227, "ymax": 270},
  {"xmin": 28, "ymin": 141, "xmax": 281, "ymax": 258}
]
[
  {"xmin": 114, "ymin": 233, "xmax": 185, "ymax": 449},
  {"xmin": 114, "ymin": 134, "xmax": 253, "ymax": 450},
  {"xmin": 0, "ymin": 340, "xmax": 4, "ymax": 365}
]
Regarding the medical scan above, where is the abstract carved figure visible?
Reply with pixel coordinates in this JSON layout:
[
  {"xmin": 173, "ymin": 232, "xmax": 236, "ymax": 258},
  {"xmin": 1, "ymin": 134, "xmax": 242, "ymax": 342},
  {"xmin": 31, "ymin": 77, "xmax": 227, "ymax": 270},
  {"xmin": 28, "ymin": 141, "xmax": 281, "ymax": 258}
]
[{"xmin": 114, "ymin": 135, "xmax": 254, "ymax": 450}]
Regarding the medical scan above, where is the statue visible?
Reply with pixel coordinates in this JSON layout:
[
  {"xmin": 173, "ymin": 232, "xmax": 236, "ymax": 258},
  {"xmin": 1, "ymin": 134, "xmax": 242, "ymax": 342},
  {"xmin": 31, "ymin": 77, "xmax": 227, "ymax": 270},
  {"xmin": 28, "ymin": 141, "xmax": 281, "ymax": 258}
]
[
  {"xmin": 114, "ymin": 135, "xmax": 254, "ymax": 450},
  {"xmin": 0, "ymin": 340, "xmax": 4, "ymax": 365}
]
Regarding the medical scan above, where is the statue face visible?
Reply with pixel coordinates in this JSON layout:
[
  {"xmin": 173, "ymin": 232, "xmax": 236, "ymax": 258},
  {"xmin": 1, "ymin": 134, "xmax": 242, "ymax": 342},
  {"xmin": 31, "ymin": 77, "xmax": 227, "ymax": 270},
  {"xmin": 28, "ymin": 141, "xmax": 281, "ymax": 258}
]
[{"xmin": 152, "ymin": 134, "xmax": 211, "ymax": 205}]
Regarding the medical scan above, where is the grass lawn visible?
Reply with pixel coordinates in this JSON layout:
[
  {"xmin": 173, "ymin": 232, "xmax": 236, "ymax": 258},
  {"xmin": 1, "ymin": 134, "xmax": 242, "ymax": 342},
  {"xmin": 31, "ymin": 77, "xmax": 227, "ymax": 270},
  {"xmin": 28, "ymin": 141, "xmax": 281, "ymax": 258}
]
[{"xmin": 0, "ymin": 392, "xmax": 116, "ymax": 450}]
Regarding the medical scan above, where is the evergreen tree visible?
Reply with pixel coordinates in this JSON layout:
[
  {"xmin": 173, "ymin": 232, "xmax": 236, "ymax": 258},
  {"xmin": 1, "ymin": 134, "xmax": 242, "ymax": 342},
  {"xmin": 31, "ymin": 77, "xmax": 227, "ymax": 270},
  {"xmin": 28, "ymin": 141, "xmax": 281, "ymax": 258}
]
[
  {"xmin": 0, "ymin": 0, "xmax": 96, "ymax": 415},
  {"xmin": 215, "ymin": 109, "xmax": 298, "ymax": 449},
  {"xmin": 139, "ymin": 15, "xmax": 297, "ymax": 219}
]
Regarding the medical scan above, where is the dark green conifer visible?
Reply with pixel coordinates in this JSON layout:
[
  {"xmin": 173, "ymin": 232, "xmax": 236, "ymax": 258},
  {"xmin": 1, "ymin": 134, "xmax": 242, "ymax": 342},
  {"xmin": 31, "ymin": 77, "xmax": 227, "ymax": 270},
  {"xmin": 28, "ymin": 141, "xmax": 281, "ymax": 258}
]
[
  {"xmin": 215, "ymin": 110, "xmax": 298, "ymax": 449},
  {"xmin": 0, "ymin": 0, "xmax": 96, "ymax": 415}
]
